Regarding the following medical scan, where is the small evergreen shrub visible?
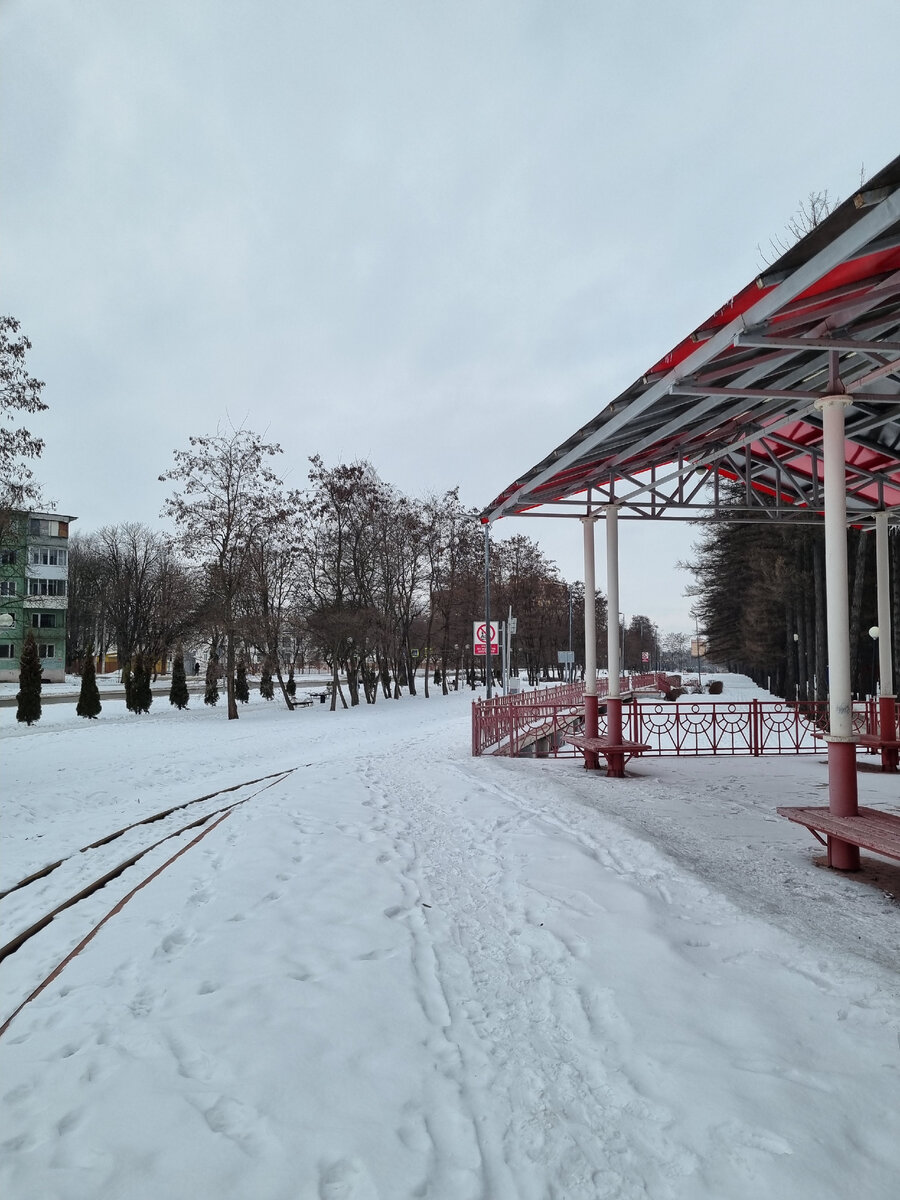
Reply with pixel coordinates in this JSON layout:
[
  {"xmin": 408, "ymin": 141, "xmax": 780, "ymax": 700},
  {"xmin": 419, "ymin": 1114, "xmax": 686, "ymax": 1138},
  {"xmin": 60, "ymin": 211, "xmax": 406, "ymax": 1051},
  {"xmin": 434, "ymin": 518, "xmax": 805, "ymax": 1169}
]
[
  {"xmin": 205, "ymin": 656, "xmax": 220, "ymax": 706},
  {"xmin": 77, "ymin": 649, "xmax": 102, "ymax": 718},
  {"xmin": 260, "ymin": 658, "xmax": 275, "ymax": 701},
  {"xmin": 286, "ymin": 667, "xmax": 296, "ymax": 698},
  {"xmin": 16, "ymin": 631, "xmax": 42, "ymax": 725},
  {"xmin": 169, "ymin": 643, "xmax": 189, "ymax": 709},
  {"xmin": 235, "ymin": 657, "xmax": 250, "ymax": 704},
  {"xmin": 131, "ymin": 651, "xmax": 153, "ymax": 714}
]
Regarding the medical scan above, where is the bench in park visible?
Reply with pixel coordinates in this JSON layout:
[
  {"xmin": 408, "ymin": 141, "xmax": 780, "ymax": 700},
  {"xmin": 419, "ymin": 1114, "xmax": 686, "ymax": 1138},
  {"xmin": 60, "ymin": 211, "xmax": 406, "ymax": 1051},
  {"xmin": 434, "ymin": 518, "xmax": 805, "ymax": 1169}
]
[
  {"xmin": 777, "ymin": 805, "xmax": 900, "ymax": 866},
  {"xmin": 564, "ymin": 733, "xmax": 651, "ymax": 776},
  {"xmin": 855, "ymin": 734, "xmax": 900, "ymax": 772}
]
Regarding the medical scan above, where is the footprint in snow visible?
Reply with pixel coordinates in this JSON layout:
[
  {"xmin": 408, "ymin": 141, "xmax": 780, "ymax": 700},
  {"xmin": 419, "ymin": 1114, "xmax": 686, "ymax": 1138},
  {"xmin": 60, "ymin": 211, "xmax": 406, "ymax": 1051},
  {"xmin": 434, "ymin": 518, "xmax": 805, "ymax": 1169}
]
[{"xmin": 319, "ymin": 1156, "xmax": 379, "ymax": 1200}]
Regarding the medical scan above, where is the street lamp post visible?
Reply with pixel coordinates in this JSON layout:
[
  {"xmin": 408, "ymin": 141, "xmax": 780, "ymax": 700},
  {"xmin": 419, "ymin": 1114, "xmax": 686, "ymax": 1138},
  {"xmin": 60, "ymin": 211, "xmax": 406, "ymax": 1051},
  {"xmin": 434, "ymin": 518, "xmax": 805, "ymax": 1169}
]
[
  {"xmin": 692, "ymin": 609, "xmax": 702, "ymax": 689},
  {"xmin": 869, "ymin": 626, "xmax": 880, "ymax": 698}
]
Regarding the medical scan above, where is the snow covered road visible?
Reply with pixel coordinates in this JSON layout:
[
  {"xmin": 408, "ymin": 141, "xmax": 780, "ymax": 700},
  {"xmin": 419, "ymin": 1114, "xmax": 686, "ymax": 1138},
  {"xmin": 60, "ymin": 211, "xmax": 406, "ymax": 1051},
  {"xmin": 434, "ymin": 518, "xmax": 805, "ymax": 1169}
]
[{"xmin": 2, "ymin": 684, "xmax": 898, "ymax": 1198}]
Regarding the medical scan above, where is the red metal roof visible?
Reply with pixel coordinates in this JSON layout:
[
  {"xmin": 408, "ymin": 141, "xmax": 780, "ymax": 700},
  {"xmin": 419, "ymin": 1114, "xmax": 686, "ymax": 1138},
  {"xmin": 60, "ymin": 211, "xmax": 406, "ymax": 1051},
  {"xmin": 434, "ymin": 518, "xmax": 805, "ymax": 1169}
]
[{"xmin": 482, "ymin": 153, "xmax": 900, "ymax": 526}]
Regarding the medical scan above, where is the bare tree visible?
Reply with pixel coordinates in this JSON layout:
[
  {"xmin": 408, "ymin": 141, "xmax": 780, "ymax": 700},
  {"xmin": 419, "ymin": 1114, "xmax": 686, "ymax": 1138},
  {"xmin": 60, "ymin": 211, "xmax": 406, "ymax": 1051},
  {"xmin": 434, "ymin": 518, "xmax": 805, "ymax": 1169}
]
[
  {"xmin": 244, "ymin": 492, "xmax": 304, "ymax": 709},
  {"xmin": 758, "ymin": 190, "xmax": 834, "ymax": 266},
  {"xmin": 160, "ymin": 427, "xmax": 289, "ymax": 720},
  {"xmin": 1, "ymin": 316, "xmax": 48, "ymax": 538}
]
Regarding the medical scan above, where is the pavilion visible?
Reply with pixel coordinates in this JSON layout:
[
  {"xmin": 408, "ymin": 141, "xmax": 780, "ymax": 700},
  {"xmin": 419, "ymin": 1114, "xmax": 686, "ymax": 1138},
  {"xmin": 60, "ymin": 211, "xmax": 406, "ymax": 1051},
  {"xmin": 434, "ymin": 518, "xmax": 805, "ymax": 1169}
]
[{"xmin": 480, "ymin": 153, "xmax": 900, "ymax": 870}]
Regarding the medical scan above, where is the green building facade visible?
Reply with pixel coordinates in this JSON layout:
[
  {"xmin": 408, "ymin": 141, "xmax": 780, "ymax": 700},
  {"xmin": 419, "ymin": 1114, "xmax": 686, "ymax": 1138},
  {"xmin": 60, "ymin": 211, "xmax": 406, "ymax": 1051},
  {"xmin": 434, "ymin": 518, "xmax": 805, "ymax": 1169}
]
[{"xmin": 0, "ymin": 511, "xmax": 75, "ymax": 683}]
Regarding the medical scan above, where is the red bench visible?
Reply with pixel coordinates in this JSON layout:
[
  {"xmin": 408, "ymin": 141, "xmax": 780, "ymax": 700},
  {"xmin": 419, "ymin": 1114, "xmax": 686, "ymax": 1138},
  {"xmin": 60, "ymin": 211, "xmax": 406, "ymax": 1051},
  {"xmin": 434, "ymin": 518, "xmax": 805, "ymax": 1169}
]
[
  {"xmin": 855, "ymin": 734, "xmax": 900, "ymax": 772},
  {"xmin": 564, "ymin": 733, "xmax": 651, "ymax": 776},
  {"xmin": 777, "ymin": 805, "xmax": 900, "ymax": 866}
]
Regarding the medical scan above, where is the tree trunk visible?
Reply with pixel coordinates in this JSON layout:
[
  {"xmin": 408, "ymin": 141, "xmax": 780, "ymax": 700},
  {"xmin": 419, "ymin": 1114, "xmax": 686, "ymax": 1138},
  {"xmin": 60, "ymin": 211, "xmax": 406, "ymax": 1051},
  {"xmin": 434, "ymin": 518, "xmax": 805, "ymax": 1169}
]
[
  {"xmin": 422, "ymin": 615, "xmax": 434, "ymax": 698},
  {"xmin": 226, "ymin": 627, "xmax": 238, "ymax": 719},
  {"xmin": 274, "ymin": 661, "xmax": 295, "ymax": 710},
  {"xmin": 784, "ymin": 605, "xmax": 797, "ymax": 701},
  {"xmin": 346, "ymin": 654, "xmax": 360, "ymax": 706}
]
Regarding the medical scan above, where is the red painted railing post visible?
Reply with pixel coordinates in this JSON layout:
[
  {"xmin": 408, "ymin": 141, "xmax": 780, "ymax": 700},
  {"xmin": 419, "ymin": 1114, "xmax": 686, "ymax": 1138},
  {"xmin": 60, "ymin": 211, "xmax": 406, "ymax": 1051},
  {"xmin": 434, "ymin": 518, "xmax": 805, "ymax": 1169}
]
[{"xmin": 879, "ymin": 694, "xmax": 898, "ymax": 772}]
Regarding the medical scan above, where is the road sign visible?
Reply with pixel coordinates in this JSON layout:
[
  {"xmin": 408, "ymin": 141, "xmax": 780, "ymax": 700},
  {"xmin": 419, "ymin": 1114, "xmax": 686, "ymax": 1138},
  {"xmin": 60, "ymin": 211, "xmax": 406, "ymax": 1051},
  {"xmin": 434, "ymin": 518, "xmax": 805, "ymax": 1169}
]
[
  {"xmin": 508, "ymin": 617, "xmax": 517, "ymax": 634},
  {"xmin": 557, "ymin": 650, "xmax": 575, "ymax": 663},
  {"xmin": 473, "ymin": 620, "xmax": 499, "ymax": 656},
  {"xmin": 641, "ymin": 650, "xmax": 650, "ymax": 664}
]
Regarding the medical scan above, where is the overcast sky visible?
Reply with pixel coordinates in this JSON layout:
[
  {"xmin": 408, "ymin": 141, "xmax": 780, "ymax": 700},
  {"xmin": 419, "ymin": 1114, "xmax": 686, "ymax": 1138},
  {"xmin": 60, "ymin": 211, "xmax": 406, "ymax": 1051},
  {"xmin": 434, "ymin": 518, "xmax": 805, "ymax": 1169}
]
[{"xmin": 3, "ymin": 0, "xmax": 899, "ymax": 635}]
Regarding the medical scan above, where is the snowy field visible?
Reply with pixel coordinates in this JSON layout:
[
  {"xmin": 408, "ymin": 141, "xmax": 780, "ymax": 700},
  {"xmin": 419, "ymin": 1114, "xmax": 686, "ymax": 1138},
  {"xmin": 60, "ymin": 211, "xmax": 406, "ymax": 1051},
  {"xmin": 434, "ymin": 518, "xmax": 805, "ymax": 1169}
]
[{"xmin": 1, "ymin": 676, "xmax": 899, "ymax": 1200}]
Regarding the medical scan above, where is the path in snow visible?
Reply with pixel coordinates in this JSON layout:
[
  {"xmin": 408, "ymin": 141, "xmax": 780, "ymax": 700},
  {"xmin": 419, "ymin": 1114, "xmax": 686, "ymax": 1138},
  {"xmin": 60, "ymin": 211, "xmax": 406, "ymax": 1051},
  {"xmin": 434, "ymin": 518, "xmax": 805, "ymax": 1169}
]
[{"xmin": 1, "ymin": 686, "xmax": 899, "ymax": 1198}]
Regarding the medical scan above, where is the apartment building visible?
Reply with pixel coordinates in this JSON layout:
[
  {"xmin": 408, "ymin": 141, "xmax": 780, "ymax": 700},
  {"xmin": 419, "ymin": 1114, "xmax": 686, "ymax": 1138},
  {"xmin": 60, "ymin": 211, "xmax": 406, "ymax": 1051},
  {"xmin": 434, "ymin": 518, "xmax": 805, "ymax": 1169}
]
[{"xmin": 0, "ymin": 510, "xmax": 76, "ymax": 683}]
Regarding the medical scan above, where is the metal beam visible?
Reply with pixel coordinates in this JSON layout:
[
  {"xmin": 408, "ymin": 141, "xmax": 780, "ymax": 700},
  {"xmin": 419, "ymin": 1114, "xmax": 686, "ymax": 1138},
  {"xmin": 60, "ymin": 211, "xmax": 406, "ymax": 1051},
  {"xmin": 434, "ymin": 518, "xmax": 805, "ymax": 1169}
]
[
  {"xmin": 486, "ymin": 187, "xmax": 900, "ymax": 520},
  {"xmin": 734, "ymin": 332, "xmax": 900, "ymax": 355}
]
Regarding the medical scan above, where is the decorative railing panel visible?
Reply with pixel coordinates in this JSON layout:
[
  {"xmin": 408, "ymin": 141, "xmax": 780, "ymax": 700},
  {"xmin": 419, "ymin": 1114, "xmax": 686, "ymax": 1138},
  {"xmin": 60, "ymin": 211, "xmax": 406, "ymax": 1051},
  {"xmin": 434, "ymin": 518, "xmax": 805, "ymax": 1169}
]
[{"xmin": 473, "ymin": 695, "xmax": 879, "ymax": 759}]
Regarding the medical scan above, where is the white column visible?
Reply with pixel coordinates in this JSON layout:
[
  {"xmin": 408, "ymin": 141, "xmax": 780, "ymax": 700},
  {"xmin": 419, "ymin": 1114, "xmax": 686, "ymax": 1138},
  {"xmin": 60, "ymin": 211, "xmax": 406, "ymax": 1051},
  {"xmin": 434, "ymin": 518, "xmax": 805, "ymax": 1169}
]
[
  {"xmin": 582, "ymin": 515, "xmax": 598, "ymax": 695},
  {"xmin": 876, "ymin": 510, "xmax": 893, "ymax": 695},
  {"xmin": 605, "ymin": 505, "xmax": 620, "ymax": 697},
  {"xmin": 817, "ymin": 395, "xmax": 853, "ymax": 737}
]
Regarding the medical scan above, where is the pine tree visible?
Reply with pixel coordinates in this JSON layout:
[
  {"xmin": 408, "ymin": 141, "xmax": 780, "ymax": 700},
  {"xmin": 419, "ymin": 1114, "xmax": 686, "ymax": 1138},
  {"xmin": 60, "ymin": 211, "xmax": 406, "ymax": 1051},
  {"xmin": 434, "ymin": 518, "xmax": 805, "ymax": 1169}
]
[
  {"xmin": 16, "ymin": 631, "xmax": 42, "ymax": 725},
  {"xmin": 169, "ymin": 643, "xmax": 189, "ymax": 710},
  {"xmin": 205, "ymin": 655, "xmax": 220, "ymax": 706},
  {"xmin": 235, "ymin": 657, "xmax": 250, "ymax": 704},
  {"xmin": 259, "ymin": 657, "xmax": 275, "ymax": 700},
  {"xmin": 286, "ymin": 667, "xmax": 296, "ymax": 698},
  {"xmin": 131, "ymin": 651, "xmax": 153, "ymax": 714},
  {"xmin": 76, "ymin": 648, "xmax": 102, "ymax": 719}
]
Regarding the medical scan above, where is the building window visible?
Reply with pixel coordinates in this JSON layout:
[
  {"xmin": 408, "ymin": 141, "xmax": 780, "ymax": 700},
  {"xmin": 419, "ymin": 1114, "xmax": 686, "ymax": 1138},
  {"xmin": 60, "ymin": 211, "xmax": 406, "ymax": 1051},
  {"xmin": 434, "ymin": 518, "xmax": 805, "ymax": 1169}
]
[
  {"xmin": 38, "ymin": 644, "xmax": 55, "ymax": 659},
  {"xmin": 28, "ymin": 547, "xmax": 68, "ymax": 567},
  {"xmin": 0, "ymin": 549, "xmax": 15, "ymax": 565},
  {"xmin": 0, "ymin": 581, "xmax": 16, "ymax": 597},
  {"xmin": 32, "ymin": 613, "xmax": 57, "ymax": 628},
  {"xmin": 28, "ymin": 518, "xmax": 68, "ymax": 538},
  {"xmin": 0, "ymin": 644, "xmax": 15, "ymax": 658},
  {"xmin": 28, "ymin": 579, "xmax": 67, "ymax": 597}
]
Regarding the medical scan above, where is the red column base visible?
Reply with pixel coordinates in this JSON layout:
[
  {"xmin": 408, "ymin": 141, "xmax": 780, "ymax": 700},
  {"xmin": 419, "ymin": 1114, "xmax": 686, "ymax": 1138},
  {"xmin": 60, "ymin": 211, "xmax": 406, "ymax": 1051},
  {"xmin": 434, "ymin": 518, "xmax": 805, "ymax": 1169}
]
[
  {"xmin": 605, "ymin": 697, "xmax": 625, "ymax": 779},
  {"xmin": 583, "ymin": 693, "xmax": 599, "ymax": 770},
  {"xmin": 879, "ymin": 695, "xmax": 898, "ymax": 772},
  {"xmin": 826, "ymin": 738, "xmax": 860, "ymax": 871}
]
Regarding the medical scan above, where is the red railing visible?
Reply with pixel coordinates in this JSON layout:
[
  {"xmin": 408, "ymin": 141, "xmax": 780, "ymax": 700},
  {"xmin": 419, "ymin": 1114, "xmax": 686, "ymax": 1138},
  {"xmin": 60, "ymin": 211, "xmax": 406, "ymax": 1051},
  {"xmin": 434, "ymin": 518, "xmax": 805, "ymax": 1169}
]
[
  {"xmin": 471, "ymin": 674, "xmax": 670, "ymax": 756},
  {"xmin": 473, "ymin": 695, "xmax": 881, "ymax": 759}
]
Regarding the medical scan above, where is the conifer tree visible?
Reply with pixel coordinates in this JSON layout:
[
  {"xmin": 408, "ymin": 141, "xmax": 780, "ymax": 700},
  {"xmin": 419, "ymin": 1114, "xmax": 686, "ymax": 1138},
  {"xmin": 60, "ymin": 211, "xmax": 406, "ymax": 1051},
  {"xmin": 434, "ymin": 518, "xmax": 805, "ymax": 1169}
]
[
  {"xmin": 16, "ymin": 630, "xmax": 42, "ymax": 725},
  {"xmin": 122, "ymin": 660, "xmax": 134, "ymax": 711},
  {"xmin": 259, "ymin": 656, "xmax": 275, "ymax": 700},
  {"xmin": 131, "ymin": 651, "xmax": 153, "ymax": 714},
  {"xmin": 76, "ymin": 648, "xmax": 102, "ymax": 719},
  {"xmin": 205, "ymin": 655, "xmax": 220, "ymax": 706},
  {"xmin": 169, "ymin": 643, "xmax": 189, "ymax": 710},
  {"xmin": 235, "ymin": 656, "xmax": 250, "ymax": 704}
]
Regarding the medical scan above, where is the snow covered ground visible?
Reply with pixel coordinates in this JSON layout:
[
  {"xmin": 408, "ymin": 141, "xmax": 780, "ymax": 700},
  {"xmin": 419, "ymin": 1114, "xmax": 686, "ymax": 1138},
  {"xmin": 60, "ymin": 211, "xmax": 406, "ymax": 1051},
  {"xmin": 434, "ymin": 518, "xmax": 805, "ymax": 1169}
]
[{"xmin": 2, "ymin": 676, "xmax": 899, "ymax": 1199}]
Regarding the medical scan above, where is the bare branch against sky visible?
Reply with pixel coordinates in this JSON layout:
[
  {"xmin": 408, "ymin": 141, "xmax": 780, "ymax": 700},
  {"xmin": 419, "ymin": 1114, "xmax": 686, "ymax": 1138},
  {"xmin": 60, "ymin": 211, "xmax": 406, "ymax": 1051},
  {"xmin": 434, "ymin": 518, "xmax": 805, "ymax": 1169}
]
[{"xmin": 2, "ymin": 0, "xmax": 898, "ymax": 632}]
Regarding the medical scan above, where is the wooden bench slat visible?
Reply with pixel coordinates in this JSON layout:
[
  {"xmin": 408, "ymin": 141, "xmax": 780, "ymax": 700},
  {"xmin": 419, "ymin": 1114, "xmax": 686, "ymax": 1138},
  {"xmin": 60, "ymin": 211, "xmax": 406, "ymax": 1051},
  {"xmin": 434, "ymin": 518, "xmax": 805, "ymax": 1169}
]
[
  {"xmin": 777, "ymin": 806, "xmax": 900, "ymax": 861},
  {"xmin": 565, "ymin": 735, "xmax": 651, "ymax": 753}
]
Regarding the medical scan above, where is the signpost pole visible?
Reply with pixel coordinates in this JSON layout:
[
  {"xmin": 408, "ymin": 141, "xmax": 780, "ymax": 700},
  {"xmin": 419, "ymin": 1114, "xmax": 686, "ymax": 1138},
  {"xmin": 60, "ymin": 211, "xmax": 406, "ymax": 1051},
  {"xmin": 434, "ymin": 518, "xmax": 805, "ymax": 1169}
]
[{"xmin": 484, "ymin": 522, "xmax": 492, "ymax": 699}]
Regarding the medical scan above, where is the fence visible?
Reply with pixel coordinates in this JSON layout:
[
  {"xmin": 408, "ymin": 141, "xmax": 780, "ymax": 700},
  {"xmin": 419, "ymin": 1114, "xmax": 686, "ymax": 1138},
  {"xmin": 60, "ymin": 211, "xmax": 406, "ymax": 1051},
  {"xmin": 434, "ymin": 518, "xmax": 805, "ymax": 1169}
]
[
  {"xmin": 472, "ymin": 694, "xmax": 887, "ymax": 759},
  {"xmin": 471, "ymin": 674, "xmax": 668, "ymax": 757}
]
